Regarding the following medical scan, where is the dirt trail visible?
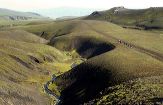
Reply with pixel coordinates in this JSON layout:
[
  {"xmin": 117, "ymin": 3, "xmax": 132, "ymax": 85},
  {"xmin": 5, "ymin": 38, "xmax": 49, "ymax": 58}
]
[{"xmin": 84, "ymin": 22, "xmax": 163, "ymax": 62}]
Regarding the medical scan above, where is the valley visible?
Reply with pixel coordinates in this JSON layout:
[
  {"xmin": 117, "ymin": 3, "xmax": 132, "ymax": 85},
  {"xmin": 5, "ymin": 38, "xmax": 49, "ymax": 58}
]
[{"xmin": 0, "ymin": 7, "xmax": 163, "ymax": 105}]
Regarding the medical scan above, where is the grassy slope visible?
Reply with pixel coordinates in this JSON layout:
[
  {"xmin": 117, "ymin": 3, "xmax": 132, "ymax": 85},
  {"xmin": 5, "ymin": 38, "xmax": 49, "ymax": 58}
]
[
  {"xmin": 13, "ymin": 19, "xmax": 163, "ymax": 55},
  {"xmin": 11, "ymin": 19, "xmax": 163, "ymax": 78},
  {"xmin": 0, "ymin": 28, "xmax": 72, "ymax": 105},
  {"xmin": 0, "ymin": 19, "xmax": 53, "ymax": 30},
  {"xmin": 46, "ymin": 20, "xmax": 163, "ymax": 104},
  {"xmin": 5, "ymin": 19, "xmax": 163, "ymax": 104},
  {"xmin": 85, "ymin": 20, "xmax": 163, "ymax": 56},
  {"xmin": 0, "ymin": 30, "xmax": 47, "ymax": 43},
  {"xmin": 85, "ymin": 7, "xmax": 163, "ymax": 29},
  {"xmin": 7, "ymin": 20, "xmax": 79, "ymax": 39},
  {"xmin": 45, "ymin": 20, "xmax": 163, "ymax": 76},
  {"xmin": 92, "ymin": 76, "xmax": 163, "ymax": 104}
]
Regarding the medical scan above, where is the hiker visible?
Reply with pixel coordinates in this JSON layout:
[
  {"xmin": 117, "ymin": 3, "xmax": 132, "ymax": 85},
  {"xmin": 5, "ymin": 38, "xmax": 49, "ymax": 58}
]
[
  {"xmin": 128, "ymin": 44, "xmax": 130, "ymax": 47},
  {"xmin": 41, "ymin": 31, "xmax": 45, "ymax": 37},
  {"xmin": 118, "ymin": 40, "xmax": 121, "ymax": 43}
]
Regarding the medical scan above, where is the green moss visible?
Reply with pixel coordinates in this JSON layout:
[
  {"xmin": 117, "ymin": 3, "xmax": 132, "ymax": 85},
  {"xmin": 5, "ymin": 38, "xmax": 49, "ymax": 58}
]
[
  {"xmin": 94, "ymin": 78, "xmax": 162, "ymax": 105},
  {"xmin": 48, "ymin": 83, "xmax": 60, "ymax": 96}
]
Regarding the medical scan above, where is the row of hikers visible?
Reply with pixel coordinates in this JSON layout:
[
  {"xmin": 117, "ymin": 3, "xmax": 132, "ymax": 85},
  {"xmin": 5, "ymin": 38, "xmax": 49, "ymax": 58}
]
[{"xmin": 118, "ymin": 40, "xmax": 133, "ymax": 48}]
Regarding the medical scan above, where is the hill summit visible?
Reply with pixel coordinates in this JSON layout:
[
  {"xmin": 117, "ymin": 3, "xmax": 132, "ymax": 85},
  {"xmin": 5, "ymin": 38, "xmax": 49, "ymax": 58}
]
[{"xmin": 85, "ymin": 7, "xmax": 163, "ymax": 30}]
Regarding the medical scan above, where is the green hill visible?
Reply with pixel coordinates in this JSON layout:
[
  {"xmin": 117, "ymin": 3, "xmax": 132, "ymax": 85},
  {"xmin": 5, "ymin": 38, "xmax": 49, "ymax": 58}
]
[
  {"xmin": 13, "ymin": 19, "xmax": 163, "ymax": 104},
  {"xmin": 47, "ymin": 20, "xmax": 163, "ymax": 104},
  {"xmin": 1, "ymin": 11, "xmax": 163, "ymax": 104},
  {"xmin": 85, "ymin": 7, "xmax": 163, "ymax": 30},
  {"xmin": 0, "ymin": 27, "xmax": 72, "ymax": 105},
  {"xmin": 0, "ymin": 30, "xmax": 47, "ymax": 43}
]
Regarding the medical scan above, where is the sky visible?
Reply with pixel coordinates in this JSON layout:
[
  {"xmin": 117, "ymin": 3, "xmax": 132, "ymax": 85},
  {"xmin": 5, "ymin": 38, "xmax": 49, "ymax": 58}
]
[{"xmin": 0, "ymin": 0, "xmax": 163, "ymax": 18}]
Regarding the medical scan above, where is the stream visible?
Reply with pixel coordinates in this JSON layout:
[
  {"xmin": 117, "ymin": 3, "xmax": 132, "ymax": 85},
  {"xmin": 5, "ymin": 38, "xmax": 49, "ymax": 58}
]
[
  {"xmin": 44, "ymin": 75, "xmax": 61, "ymax": 105},
  {"xmin": 44, "ymin": 62, "xmax": 80, "ymax": 105}
]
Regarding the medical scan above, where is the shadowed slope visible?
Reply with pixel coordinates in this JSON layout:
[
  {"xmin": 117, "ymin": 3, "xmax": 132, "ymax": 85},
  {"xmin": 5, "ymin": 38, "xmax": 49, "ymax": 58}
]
[
  {"xmin": 47, "ymin": 20, "xmax": 163, "ymax": 104},
  {"xmin": 55, "ymin": 46, "xmax": 163, "ymax": 104},
  {"xmin": 50, "ymin": 36, "xmax": 115, "ymax": 58},
  {"xmin": 4, "ymin": 19, "xmax": 163, "ymax": 104}
]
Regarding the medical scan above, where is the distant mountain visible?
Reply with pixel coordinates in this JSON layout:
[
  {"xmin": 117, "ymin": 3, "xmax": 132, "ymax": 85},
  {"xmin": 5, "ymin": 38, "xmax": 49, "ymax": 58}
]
[
  {"xmin": 33, "ymin": 7, "xmax": 101, "ymax": 19},
  {"xmin": 85, "ymin": 7, "xmax": 163, "ymax": 29},
  {"xmin": 0, "ymin": 8, "xmax": 47, "ymax": 21},
  {"xmin": 56, "ymin": 16, "xmax": 78, "ymax": 20}
]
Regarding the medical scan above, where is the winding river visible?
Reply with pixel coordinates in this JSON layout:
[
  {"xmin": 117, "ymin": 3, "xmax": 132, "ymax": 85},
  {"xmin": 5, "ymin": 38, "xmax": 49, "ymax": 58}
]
[
  {"xmin": 44, "ymin": 62, "xmax": 80, "ymax": 105},
  {"xmin": 44, "ymin": 75, "xmax": 61, "ymax": 105}
]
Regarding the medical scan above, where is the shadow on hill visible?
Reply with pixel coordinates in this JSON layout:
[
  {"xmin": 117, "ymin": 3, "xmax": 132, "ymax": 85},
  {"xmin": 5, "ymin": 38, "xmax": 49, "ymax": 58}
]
[
  {"xmin": 55, "ymin": 64, "xmax": 113, "ymax": 105},
  {"xmin": 135, "ymin": 24, "xmax": 162, "ymax": 30},
  {"xmin": 49, "ymin": 36, "xmax": 115, "ymax": 59},
  {"xmin": 55, "ymin": 61, "xmax": 134, "ymax": 105},
  {"xmin": 9, "ymin": 55, "xmax": 33, "ymax": 69},
  {"xmin": 149, "ymin": 98, "xmax": 163, "ymax": 104},
  {"xmin": 75, "ymin": 40, "xmax": 115, "ymax": 59}
]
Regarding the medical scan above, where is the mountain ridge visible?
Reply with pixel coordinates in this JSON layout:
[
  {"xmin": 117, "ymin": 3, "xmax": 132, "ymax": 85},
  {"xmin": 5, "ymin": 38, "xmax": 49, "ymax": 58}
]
[
  {"xmin": 85, "ymin": 7, "xmax": 163, "ymax": 30},
  {"xmin": 0, "ymin": 8, "xmax": 47, "ymax": 21}
]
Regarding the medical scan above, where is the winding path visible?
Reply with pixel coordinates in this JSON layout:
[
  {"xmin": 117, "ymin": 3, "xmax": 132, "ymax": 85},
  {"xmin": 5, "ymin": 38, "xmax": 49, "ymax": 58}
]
[{"xmin": 84, "ymin": 21, "xmax": 163, "ymax": 62}]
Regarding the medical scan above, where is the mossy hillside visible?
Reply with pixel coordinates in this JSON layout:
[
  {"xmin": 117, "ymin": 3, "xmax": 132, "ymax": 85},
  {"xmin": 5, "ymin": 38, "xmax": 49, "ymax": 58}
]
[
  {"xmin": 85, "ymin": 7, "xmax": 163, "ymax": 28},
  {"xmin": 1, "ymin": 18, "xmax": 163, "ymax": 104},
  {"xmin": 0, "ymin": 19, "xmax": 52, "ymax": 28},
  {"xmin": 88, "ymin": 76, "xmax": 163, "ymax": 104},
  {"xmin": 49, "ymin": 34, "xmax": 115, "ymax": 59},
  {"xmin": 84, "ymin": 20, "xmax": 163, "ymax": 55},
  {"xmin": 7, "ymin": 20, "xmax": 103, "ymax": 40},
  {"xmin": 56, "ymin": 45, "xmax": 163, "ymax": 91},
  {"xmin": 0, "ymin": 30, "xmax": 48, "ymax": 43},
  {"xmin": 53, "ymin": 45, "xmax": 163, "ymax": 104},
  {"xmin": 8, "ymin": 20, "xmax": 79, "ymax": 39},
  {"xmin": 0, "ymin": 35, "xmax": 71, "ymax": 105},
  {"xmin": 44, "ymin": 20, "xmax": 163, "ymax": 104},
  {"xmin": 14, "ymin": 19, "xmax": 163, "ymax": 56}
]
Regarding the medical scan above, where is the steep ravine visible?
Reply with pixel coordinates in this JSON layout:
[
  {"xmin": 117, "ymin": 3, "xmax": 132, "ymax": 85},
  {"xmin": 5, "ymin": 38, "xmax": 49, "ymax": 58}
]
[
  {"xmin": 44, "ymin": 61, "xmax": 85, "ymax": 105},
  {"xmin": 45, "ymin": 36, "xmax": 116, "ymax": 105}
]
